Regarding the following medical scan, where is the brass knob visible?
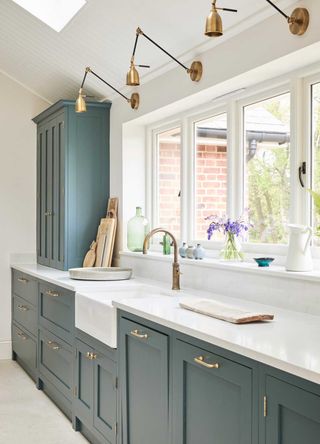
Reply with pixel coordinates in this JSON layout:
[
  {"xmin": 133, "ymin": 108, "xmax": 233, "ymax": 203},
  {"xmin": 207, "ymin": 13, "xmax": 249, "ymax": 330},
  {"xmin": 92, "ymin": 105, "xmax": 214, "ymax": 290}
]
[{"xmin": 86, "ymin": 352, "xmax": 97, "ymax": 360}]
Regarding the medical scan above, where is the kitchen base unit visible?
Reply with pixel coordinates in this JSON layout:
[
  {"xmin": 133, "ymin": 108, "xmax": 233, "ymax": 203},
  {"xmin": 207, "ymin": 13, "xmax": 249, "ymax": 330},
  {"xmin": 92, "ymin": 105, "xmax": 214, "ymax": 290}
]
[{"xmin": 118, "ymin": 310, "xmax": 320, "ymax": 444}]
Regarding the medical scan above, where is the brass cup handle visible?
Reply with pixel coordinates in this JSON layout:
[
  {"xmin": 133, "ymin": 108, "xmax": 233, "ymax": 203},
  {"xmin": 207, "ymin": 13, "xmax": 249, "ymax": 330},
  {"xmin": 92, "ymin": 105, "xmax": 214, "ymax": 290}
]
[
  {"xmin": 17, "ymin": 332, "xmax": 28, "ymax": 340},
  {"xmin": 130, "ymin": 329, "xmax": 148, "ymax": 339},
  {"xmin": 86, "ymin": 352, "xmax": 97, "ymax": 360},
  {"xmin": 194, "ymin": 356, "xmax": 220, "ymax": 369},
  {"xmin": 17, "ymin": 277, "xmax": 28, "ymax": 284},
  {"xmin": 47, "ymin": 340, "xmax": 60, "ymax": 351},
  {"xmin": 17, "ymin": 304, "xmax": 29, "ymax": 312},
  {"xmin": 45, "ymin": 289, "xmax": 60, "ymax": 297},
  {"xmin": 44, "ymin": 211, "xmax": 53, "ymax": 217}
]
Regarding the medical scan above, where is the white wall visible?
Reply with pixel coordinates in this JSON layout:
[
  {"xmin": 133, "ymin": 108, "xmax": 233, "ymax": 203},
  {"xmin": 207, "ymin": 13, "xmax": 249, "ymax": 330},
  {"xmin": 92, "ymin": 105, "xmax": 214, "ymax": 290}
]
[
  {"xmin": 0, "ymin": 73, "xmax": 48, "ymax": 358},
  {"xmin": 110, "ymin": 0, "xmax": 320, "ymax": 255}
]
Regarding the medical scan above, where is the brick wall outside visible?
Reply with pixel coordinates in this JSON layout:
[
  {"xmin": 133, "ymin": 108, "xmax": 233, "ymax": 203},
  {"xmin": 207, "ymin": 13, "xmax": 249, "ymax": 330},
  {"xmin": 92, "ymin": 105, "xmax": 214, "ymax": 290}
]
[{"xmin": 158, "ymin": 141, "xmax": 227, "ymax": 241}]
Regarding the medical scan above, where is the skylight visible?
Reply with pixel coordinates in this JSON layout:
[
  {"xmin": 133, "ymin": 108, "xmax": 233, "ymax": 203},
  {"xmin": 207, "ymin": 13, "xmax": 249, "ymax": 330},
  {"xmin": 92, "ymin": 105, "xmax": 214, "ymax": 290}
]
[{"xmin": 12, "ymin": 0, "xmax": 86, "ymax": 32}]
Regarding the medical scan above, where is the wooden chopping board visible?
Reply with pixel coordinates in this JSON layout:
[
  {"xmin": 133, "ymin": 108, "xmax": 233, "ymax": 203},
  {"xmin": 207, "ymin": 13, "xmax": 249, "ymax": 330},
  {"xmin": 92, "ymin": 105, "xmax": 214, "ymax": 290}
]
[{"xmin": 95, "ymin": 218, "xmax": 116, "ymax": 267}]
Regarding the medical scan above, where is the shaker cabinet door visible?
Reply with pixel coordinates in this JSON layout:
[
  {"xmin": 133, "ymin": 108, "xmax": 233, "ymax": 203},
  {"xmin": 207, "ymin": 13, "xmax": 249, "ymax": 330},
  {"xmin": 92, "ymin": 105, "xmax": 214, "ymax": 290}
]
[
  {"xmin": 173, "ymin": 339, "xmax": 253, "ymax": 444},
  {"xmin": 37, "ymin": 112, "xmax": 64, "ymax": 268},
  {"xmin": 265, "ymin": 376, "xmax": 320, "ymax": 444},
  {"xmin": 119, "ymin": 318, "xmax": 169, "ymax": 444}
]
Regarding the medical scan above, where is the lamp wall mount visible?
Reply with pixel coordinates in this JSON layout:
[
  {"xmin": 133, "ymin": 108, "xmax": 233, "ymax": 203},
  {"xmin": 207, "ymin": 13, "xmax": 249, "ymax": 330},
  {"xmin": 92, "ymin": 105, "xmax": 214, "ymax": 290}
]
[{"xmin": 266, "ymin": 0, "xmax": 309, "ymax": 36}]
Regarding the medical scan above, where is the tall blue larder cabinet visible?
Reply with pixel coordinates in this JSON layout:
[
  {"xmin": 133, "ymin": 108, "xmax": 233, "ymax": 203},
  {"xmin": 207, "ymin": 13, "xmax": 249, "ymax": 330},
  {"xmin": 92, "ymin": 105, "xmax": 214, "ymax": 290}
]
[{"xmin": 33, "ymin": 100, "xmax": 111, "ymax": 270}]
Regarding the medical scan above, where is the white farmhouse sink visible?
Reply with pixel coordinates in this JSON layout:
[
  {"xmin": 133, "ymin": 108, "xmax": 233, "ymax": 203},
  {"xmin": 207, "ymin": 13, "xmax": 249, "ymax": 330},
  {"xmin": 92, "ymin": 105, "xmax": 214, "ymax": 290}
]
[{"xmin": 75, "ymin": 284, "xmax": 170, "ymax": 348}]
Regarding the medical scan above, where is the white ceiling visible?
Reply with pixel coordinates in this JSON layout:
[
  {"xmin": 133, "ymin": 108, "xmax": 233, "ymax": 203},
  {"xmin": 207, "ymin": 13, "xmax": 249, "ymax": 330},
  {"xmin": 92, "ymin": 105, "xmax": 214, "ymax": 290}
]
[{"xmin": 0, "ymin": 0, "xmax": 296, "ymax": 103}]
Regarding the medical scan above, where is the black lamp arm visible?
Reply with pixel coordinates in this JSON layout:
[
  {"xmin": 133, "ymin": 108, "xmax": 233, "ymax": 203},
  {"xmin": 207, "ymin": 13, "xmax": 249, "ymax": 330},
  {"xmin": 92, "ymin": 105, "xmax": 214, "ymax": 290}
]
[
  {"xmin": 80, "ymin": 68, "xmax": 89, "ymax": 89},
  {"xmin": 83, "ymin": 67, "xmax": 130, "ymax": 102},
  {"xmin": 266, "ymin": 0, "xmax": 290, "ymax": 20},
  {"xmin": 212, "ymin": 1, "xmax": 237, "ymax": 13},
  {"xmin": 136, "ymin": 27, "xmax": 189, "ymax": 72}
]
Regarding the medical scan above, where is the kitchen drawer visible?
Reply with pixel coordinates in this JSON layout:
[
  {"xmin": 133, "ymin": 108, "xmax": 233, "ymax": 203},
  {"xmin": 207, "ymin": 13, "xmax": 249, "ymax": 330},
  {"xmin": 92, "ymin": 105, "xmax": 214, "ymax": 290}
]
[
  {"xmin": 39, "ymin": 328, "xmax": 73, "ymax": 400},
  {"xmin": 13, "ymin": 295, "xmax": 37, "ymax": 337},
  {"xmin": 12, "ymin": 323, "xmax": 37, "ymax": 379},
  {"xmin": 39, "ymin": 283, "xmax": 74, "ymax": 344},
  {"xmin": 12, "ymin": 270, "xmax": 38, "ymax": 306}
]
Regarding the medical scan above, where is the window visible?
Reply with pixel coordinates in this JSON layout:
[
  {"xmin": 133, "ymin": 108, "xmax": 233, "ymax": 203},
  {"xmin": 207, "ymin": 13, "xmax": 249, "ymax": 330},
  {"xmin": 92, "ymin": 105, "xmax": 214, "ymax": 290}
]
[
  {"xmin": 156, "ymin": 127, "xmax": 181, "ymax": 240},
  {"xmin": 311, "ymin": 82, "xmax": 320, "ymax": 244},
  {"xmin": 194, "ymin": 114, "xmax": 227, "ymax": 240},
  {"xmin": 243, "ymin": 93, "xmax": 290, "ymax": 244},
  {"xmin": 147, "ymin": 70, "xmax": 320, "ymax": 254}
]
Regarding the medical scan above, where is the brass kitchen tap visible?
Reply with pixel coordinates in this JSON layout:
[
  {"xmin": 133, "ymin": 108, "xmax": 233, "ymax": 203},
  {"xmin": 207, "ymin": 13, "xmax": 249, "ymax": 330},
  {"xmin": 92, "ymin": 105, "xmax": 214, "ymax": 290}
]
[{"xmin": 143, "ymin": 228, "xmax": 181, "ymax": 290}]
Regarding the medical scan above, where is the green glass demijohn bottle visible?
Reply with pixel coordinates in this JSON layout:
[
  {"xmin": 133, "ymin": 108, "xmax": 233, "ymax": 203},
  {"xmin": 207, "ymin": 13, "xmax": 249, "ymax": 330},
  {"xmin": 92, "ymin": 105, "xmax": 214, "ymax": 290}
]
[{"xmin": 127, "ymin": 207, "xmax": 150, "ymax": 252}]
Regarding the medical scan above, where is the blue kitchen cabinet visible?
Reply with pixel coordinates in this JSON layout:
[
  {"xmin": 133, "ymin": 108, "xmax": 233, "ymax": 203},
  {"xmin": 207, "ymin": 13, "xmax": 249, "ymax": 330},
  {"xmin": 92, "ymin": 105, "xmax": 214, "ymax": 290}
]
[
  {"xmin": 74, "ymin": 330, "xmax": 118, "ymax": 444},
  {"xmin": 173, "ymin": 338, "xmax": 254, "ymax": 444},
  {"xmin": 263, "ymin": 374, "xmax": 320, "ymax": 444},
  {"xmin": 33, "ymin": 100, "xmax": 111, "ymax": 270},
  {"xmin": 119, "ymin": 317, "xmax": 170, "ymax": 444},
  {"xmin": 11, "ymin": 270, "xmax": 38, "ymax": 380}
]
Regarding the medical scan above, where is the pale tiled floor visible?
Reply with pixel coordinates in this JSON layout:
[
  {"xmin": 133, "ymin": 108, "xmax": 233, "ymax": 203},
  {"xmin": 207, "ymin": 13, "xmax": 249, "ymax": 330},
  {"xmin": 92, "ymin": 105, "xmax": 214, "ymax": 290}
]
[{"xmin": 0, "ymin": 360, "xmax": 88, "ymax": 444}]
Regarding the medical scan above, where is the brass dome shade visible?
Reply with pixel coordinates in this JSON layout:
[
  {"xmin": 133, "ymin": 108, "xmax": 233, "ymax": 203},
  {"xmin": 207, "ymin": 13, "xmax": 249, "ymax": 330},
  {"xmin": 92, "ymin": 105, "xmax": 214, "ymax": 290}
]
[
  {"xmin": 205, "ymin": 7, "xmax": 223, "ymax": 37},
  {"xmin": 126, "ymin": 60, "xmax": 140, "ymax": 86},
  {"xmin": 205, "ymin": 1, "xmax": 237, "ymax": 37},
  {"xmin": 75, "ymin": 88, "xmax": 87, "ymax": 113}
]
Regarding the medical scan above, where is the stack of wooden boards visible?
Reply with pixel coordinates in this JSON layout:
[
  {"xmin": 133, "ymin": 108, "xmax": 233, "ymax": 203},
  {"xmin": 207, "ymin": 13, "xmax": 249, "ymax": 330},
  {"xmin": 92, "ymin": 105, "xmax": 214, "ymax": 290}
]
[{"xmin": 83, "ymin": 198, "xmax": 118, "ymax": 268}]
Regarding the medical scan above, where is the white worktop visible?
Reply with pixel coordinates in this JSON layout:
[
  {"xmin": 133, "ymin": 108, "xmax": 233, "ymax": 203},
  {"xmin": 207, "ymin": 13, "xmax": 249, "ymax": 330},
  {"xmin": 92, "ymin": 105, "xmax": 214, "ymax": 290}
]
[
  {"xmin": 113, "ymin": 289, "xmax": 320, "ymax": 385},
  {"xmin": 11, "ymin": 263, "xmax": 128, "ymax": 292},
  {"xmin": 12, "ymin": 263, "xmax": 320, "ymax": 385}
]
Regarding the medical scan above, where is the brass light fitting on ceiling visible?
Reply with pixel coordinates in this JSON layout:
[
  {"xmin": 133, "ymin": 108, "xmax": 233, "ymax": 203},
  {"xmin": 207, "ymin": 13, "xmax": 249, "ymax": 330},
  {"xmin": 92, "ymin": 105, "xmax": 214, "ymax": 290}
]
[
  {"xmin": 126, "ymin": 27, "xmax": 203, "ymax": 86},
  {"xmin": 75, "ymin": 67, "xmax": 140, "ymax": 112},
  {"xmin": 205, "ymin": 0, "xmax": 237, "ymax": 37},
  {"xmin": 266, "ymin": 0, "xmax": 309, "ymax": 36}
]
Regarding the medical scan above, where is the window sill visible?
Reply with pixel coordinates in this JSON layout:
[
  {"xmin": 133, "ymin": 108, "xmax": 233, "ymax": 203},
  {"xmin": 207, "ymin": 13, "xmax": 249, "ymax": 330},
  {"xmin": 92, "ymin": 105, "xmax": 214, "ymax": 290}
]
[{"xmin": 120, "ymin": 250, "xmax": 320, "ymax": 284}]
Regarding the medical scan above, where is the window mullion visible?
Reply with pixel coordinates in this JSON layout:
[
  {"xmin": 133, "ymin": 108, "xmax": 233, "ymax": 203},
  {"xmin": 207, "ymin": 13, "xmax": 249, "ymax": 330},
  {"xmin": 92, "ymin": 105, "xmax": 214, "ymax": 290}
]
[
  {"xmin": 290, "ymin": 77, "xmax": 308, "ymax": 225},
  {"xmin": 227, "ymin": 100, "xmax": 242, "ymax": 219},
  {"xmin": 181, "ymin": 117, "xmax": 190, "ymax": 242}
]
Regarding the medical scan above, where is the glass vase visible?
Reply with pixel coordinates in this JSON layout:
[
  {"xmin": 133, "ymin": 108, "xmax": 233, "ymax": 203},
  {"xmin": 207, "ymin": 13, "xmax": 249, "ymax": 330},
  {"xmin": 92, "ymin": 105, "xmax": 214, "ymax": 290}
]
[
  {"xmin": 220, "ymin": 232, "xmax": 243, "ymax": 262},
  {"xmin": 127, "ymin": 207, "xmax": 150, "ymax": 252}
]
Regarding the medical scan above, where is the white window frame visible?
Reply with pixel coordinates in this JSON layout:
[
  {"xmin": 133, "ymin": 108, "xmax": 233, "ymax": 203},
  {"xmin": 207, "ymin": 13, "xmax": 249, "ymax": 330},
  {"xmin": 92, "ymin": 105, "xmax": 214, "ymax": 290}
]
[{"xmin": 145, "ymin": 67, "xmax": 320, "ymax": 257}]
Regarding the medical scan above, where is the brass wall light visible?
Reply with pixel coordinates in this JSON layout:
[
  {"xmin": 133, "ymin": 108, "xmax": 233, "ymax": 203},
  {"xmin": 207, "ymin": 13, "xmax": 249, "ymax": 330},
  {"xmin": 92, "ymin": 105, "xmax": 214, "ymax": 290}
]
[
  {"xmin": 127, "ymin": 31, "xmax": 150, "ymax": 86},
  {"xmin": 205, "ymin": 1, "xmax": 237, "ymax": 37},
  {"xmin": 75, "ymin": 67, "xmax": 140, "ymax": 112},
  {"xmin": 126, "ymin": 27, "xmax": 203, "ymax": 85},
  {"xmin": 266, "ymin": 0, "xmax": 309, "ymax": 36}
]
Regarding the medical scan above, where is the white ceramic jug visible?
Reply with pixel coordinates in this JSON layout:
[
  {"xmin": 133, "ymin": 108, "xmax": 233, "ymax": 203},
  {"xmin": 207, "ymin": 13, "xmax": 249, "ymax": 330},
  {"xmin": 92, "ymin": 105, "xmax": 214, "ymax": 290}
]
[{"xmin": 286, "ymin": 224, "xmax": 313, "ymax": 272}]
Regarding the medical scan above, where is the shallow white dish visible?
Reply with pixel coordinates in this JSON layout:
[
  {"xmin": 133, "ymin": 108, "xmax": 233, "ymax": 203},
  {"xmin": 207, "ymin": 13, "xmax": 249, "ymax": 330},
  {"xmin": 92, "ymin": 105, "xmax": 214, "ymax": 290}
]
[{"xmin": 69, "ymin": 267, "xmax": 133, "ymax": 281}]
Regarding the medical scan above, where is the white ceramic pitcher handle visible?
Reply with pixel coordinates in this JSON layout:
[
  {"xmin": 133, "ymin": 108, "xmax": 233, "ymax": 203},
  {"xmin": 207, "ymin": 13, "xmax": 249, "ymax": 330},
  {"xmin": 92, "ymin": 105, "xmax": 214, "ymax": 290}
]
[{"xmin": 304, "ymin": 227, "xmax": 313, "ymax": 254}]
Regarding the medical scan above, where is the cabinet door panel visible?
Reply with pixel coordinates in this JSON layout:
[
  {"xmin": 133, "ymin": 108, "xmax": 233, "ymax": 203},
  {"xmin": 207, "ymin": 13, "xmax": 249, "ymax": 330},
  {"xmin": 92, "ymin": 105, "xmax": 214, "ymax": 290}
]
[
  {"xmin": 119, "ymin": 318, "xmax": 169, "ymax": 444},
  {"xmin": 51, "ymin": 115, "xmax": 64, "ymax": 269},
  {"xmin": 266, "ymin": 376, "xmax": 320, "ymax": 444},
  {"xmin": 93, "ymin": 353, "xmax": 117, "ymax": 443},
  {"xmin": 173, "ymin": 339, "xmax": 252, "ymax": 444},
  {"xmin": 39, "ymin": 283, "xmax": 74, "ymax": 344},
  {"xmin": 74, "ymin": 339, "xmax": 94, "ymax": 424},
  {"xmin": 37, "ymin": 125, "xmax": 51, "ymax": 265}
]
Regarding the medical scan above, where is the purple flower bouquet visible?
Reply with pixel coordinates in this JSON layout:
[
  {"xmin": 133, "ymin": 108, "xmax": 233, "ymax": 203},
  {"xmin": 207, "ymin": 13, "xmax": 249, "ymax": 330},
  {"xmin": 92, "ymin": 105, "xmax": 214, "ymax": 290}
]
[{"xmin": 206, "ymin": 215, "xmax": 251, "ymax": 261}]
